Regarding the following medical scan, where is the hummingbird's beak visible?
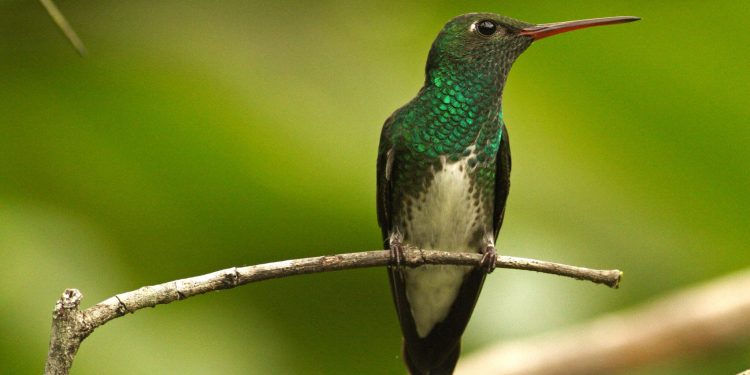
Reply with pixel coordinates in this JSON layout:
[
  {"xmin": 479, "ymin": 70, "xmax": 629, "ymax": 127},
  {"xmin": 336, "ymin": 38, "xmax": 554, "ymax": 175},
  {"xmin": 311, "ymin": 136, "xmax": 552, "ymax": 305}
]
[{"xmin": 519, "ymin": 16, "xmax": 640, "ymax": 40}]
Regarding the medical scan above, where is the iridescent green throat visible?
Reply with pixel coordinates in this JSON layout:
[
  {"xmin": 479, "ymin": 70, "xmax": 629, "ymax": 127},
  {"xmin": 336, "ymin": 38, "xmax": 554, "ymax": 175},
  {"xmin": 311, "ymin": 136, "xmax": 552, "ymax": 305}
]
[{"xmin": 395, "ymin": 62, "xmax": 505, "ymax": 166}]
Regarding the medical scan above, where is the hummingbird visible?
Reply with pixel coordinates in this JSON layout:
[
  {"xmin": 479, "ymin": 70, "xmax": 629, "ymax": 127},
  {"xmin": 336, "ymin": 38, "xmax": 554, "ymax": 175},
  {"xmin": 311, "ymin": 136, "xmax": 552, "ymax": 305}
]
[{"xmin": 376, "ymin": 13, "xmax": 638, "ymax": 374}]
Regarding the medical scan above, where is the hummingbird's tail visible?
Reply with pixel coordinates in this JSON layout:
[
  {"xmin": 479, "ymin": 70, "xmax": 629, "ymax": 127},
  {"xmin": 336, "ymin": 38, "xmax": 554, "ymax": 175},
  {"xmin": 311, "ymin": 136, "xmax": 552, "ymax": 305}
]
[{"xmin": 403, "ymin": 340, "xmax": 460, "ymax": 375}]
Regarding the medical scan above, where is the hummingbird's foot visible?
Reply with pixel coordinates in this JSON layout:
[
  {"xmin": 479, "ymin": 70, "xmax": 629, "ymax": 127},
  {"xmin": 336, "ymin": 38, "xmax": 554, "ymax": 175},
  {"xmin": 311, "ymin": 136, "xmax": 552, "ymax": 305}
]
[
  {"xmin": 388, "ymin": 231, "xmax": 405, "ymax": 271},
  {"xmin": 480, "ymin": 244, "xmax": 498, "ymax": 274}
]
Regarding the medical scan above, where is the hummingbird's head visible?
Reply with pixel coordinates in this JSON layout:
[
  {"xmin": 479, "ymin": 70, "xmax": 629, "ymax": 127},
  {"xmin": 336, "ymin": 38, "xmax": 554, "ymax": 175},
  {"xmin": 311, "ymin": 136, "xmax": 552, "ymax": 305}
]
[
  {"xmin": 425, "ymin": 13, "xmax": 639, "ymax": 84},
  {"xmin": 426, "ymin": 13, "xmax": 534, "ymax": 76}
]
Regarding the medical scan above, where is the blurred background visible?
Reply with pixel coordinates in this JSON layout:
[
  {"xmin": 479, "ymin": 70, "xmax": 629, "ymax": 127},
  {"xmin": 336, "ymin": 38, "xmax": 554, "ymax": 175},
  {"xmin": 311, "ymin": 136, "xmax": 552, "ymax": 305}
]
[{"xmin": 1, "ymin": 1, "xmax": 748, "ymax": 374}]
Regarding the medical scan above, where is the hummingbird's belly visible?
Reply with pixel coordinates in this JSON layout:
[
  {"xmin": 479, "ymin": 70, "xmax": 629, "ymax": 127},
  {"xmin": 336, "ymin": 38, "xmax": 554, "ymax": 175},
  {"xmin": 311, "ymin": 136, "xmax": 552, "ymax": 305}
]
[{"xmin": 400, "ymin": 156, "xmax": 488, "ymax": 338}]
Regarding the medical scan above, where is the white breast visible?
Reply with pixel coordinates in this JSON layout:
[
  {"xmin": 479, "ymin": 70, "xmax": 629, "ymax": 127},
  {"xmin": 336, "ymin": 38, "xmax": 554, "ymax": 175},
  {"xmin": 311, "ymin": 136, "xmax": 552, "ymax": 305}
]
[{"xmin": 401, "ymin": 155, "xmax": 485, "ymax": 338}]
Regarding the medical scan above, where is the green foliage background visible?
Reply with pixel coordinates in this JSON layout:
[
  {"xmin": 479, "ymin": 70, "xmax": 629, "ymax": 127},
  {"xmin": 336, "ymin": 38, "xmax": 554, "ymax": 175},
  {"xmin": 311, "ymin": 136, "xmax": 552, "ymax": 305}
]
[{"xmin": 1, "ymin": 1, "xmax": 748, "ymax": 373}]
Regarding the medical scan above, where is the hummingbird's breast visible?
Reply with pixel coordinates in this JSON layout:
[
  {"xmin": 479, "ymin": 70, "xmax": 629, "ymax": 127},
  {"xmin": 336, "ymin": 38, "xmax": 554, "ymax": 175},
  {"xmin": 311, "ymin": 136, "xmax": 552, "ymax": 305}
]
[
  {"xmin": 400, "ymin": 151, "xmax": 488, "ymax": 250},
  {"xmin": 398, "ymin": 150, "xmax": 492, "ymax": 338}
]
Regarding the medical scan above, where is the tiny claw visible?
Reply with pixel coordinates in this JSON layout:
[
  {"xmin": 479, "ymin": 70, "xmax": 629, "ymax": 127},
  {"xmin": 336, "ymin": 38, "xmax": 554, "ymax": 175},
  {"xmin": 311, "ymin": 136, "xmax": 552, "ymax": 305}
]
[
  {"xmin": 389, "ymin": 238, "xmax": 405, "ymax": 270},
  {"xmin": 480, "ymin": 245, "xmax": 497, "ymax": 274}
]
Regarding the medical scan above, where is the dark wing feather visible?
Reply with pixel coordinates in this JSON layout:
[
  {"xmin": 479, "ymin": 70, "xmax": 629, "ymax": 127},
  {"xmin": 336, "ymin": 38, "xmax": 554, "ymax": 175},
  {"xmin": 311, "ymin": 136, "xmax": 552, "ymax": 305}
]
[
  {"xmin": 493, "ymin": 124, "xmax": 512, "ymax": 238},
  {"xmin": 376, "ymin": 113, "xmax": 397, "ymax": 241}
]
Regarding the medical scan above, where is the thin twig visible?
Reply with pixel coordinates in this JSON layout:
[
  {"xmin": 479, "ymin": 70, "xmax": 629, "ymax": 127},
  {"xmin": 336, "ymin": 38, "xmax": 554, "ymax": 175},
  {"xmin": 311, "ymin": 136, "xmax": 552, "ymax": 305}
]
[
  {"xmin": 39, "ymin": 0, "xmax": 87, "ymax": 56},
  {"xmin": 44, "ymin": 249, "xmax": 621, "ymax": 375},
  {"xmin": 456, "ymin": 268, "xmax": 750, "ymax": 375}
]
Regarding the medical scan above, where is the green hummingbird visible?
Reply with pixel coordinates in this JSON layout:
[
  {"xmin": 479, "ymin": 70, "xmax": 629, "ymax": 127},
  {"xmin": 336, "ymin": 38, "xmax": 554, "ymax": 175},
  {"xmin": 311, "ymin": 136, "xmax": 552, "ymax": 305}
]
[{"xmin": 376, "ymin": 13, "xmax": 638, "ymax": 374}]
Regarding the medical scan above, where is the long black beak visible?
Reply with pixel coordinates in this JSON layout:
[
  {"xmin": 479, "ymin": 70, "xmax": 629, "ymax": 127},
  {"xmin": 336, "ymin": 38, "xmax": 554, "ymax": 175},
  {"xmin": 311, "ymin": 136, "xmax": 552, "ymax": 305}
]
[{"xmin": 519, "ymin": 16, "xmax": 640, "ymax": 40}]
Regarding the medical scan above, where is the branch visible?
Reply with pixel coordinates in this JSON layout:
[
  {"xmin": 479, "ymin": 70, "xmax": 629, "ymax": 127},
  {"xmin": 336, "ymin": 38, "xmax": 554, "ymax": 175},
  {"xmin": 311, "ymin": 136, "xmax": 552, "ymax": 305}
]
[
  {"xmin": 44, "ymin": 249, "xmax": 621, "ymax": 374},
  {"xmin": 45, "ymin": 289, "xmax": 85, "ymax": 375},
  {"xmin": 39, "ymin": 0, "xmax": 87, "ymax": 56},
  {"xmin": 456, "ymin": 268, "xmax": 750, "ymax": 375}
]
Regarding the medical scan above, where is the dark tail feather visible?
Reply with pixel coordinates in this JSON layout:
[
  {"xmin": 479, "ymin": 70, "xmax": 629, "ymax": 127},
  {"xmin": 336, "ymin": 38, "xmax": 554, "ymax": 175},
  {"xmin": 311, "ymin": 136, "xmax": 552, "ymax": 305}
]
[{"xmin": 403, "ymin": 341, "xmax": 461, "ymax": 375}]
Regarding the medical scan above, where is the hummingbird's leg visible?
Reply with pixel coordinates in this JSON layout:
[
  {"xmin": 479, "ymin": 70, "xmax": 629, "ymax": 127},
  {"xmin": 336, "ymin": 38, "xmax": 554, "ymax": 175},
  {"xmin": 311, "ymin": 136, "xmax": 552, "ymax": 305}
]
[
  {"xmin": 388, "ymin": 229, "xmax": 405, "ymax": 270},
  {"xmin": 480, "ymin": 237, "xmax": 498, "ymax": 274}
]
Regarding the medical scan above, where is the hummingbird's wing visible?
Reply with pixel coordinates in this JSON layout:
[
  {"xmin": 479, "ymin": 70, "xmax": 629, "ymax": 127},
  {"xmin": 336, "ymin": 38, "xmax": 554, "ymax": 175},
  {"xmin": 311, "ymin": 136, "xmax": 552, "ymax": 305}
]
[
  {"xmin": 376, "ymin": 113, "xmax": 397, "ymax": 241},
  {"xmin": 376, "ymin": 112, "xmax": 410, "ymax": 327},
  {"xmin": 376, "ymin": 113, "xmax": 421, "ymax": 363},
  {"xmin": 493, "ymin": 123, "xmax": 512, "ymax": 238}
]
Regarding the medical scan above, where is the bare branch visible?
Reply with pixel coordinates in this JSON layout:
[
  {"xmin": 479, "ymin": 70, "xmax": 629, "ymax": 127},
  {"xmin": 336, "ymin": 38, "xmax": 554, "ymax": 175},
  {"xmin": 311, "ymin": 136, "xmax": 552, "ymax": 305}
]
[
  {"xmin": 45, "ymin": 289, "xmax": 85, "ymax": 375},
  {"xmin": 456, "ymin": 268, "xmax": 750, "ymax": 375},
  {"xmin": 39, "ymin": 0, "xmax": 87, "ymax": 56},
  {"xmin": 45, "ymin": 249, "xmax": 621, "ymax": 374},
  {"xmin": 44, "ymin": 249, "xmax": 620, "ymax": 374}
]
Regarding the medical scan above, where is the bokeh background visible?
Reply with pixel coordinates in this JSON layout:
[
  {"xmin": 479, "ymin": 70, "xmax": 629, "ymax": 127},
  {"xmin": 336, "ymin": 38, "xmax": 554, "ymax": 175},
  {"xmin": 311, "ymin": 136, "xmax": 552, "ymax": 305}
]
[{"xmin": 1, "ymin": 1, "xmax": 748, "ymax": 374}]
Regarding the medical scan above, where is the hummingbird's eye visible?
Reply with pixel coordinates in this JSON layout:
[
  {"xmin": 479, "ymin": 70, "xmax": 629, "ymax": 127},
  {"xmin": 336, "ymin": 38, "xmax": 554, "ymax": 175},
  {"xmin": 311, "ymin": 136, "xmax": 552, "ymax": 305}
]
[{"xmin": 475, "ymin": 20, "xmax": 497, "ymax": 36}]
